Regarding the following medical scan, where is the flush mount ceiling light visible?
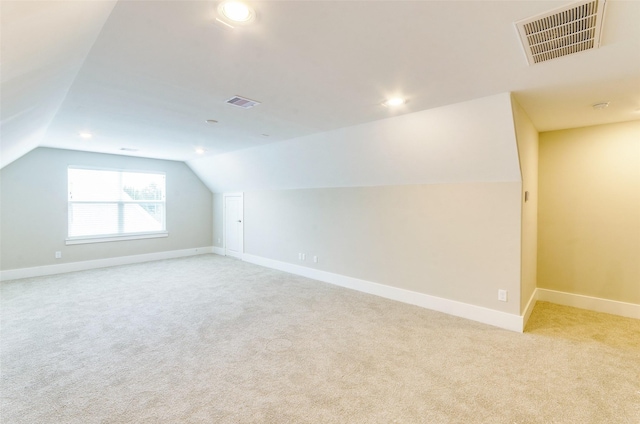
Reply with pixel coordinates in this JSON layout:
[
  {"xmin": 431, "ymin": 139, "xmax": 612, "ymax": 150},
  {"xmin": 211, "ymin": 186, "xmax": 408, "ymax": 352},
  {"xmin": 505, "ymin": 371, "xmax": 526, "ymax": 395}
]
[
  {"xmin": 79, "ymin": 132, "xmax": 93, "ymax": 139},
  {"xmin": 217, "ymin": 1, "xmax": 255, "ymax": 26},
  {"xmin": 592, "ymin": 101, "xmax": 610, "ymax": 110},
  {"xmin": 383, "ymin": 98, "xmax": 406, "ymax": 107}
]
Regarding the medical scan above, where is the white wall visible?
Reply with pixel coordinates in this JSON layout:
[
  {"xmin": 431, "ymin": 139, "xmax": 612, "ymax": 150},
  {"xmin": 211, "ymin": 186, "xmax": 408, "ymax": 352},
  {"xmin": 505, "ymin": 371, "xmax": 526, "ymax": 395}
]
[
  {"xmin": 0, "ymin": 147, "xmax": 212, "ymax": 270},
  {"xmin": 199, "ymin": 93, "xmax": 524, "ymax": 317}
]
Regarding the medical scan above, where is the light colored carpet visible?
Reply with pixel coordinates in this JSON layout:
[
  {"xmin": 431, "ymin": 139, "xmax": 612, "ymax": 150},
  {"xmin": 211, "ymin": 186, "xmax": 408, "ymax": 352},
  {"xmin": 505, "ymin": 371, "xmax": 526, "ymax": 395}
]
[{"xmin": 1, "ymin": 254, "xmax": 639, "ymax": 423}]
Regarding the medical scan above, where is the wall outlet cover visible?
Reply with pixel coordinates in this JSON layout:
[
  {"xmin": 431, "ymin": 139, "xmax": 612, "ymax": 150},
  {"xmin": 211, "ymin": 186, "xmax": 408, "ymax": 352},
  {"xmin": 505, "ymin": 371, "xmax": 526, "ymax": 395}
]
[{"xmin": 498, "ymin": 289, "xmax": 508, "ymax": 302}]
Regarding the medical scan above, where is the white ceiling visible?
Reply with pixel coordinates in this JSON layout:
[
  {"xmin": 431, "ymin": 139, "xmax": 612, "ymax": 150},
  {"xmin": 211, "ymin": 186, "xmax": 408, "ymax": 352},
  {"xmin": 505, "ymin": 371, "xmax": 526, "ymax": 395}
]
[{"xmin": 2, "ymin": 0, "xmax": 639, "ymax": 168}]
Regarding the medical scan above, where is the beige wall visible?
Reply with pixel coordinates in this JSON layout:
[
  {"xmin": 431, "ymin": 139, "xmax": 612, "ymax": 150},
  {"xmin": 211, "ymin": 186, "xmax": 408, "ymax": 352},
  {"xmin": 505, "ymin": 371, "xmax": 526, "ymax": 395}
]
[
  {"xmin": 205, "ymin": 94, "xmax": 525, "ymax": 316},
  {"xmin": 538, "ymin": 121, "xmax": 640, "ymax": 304},
  {"xmin": 244, "ymin": 183, "xmax": 523, "ymax": 315},
  {"xmin": 0, "ymin": 147, "xmax": 213, "ymax": 270},
  {"xmin": 512, "ymin": 97, "xmax": 539, "ymax": 313}
]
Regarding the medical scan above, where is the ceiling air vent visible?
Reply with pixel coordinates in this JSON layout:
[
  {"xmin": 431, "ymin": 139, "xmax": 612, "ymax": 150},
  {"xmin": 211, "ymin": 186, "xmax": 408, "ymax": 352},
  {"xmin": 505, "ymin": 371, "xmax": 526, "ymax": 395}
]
[
  {"xmin": 225, "ymin": 95, "xmax": 261, "ymax": 109},
  {"xmin": 515, "ymin": 0, "xmax": 607, "ymax": 65}
]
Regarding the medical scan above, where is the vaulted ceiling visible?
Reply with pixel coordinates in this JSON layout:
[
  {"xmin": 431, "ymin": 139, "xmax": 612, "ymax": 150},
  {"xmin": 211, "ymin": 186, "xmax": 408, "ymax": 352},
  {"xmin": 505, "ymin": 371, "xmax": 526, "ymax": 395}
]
[{"xmin": 2, "ymin": 0, "xmax": 639, "ymax": 169}]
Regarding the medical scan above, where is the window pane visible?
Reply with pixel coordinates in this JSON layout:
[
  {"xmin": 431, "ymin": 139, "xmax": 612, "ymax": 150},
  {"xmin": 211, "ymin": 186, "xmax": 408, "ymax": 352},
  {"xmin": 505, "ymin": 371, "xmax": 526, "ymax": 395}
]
[
  {"xmin": 67, "ymin": 167, "xmax": 166, "ymax": 238},
  {"xmin": 123, "ymin": 203, "xmax": 164, "ymax": 233},
  {"xmin": 68, "ymin": 169, "xmax": 122, "ymax": 201},
  {"xmin": 122, "ymin": 172, "xmax": 165, "ymax": 201},
  {"xmin": 68, "ymin": 203, "xmax": 119, "ymax": 237}
]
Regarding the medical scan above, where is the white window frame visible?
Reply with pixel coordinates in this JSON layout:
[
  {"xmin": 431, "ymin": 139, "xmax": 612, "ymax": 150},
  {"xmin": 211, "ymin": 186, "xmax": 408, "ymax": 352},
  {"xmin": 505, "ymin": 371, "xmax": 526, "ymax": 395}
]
[{"xmin": 66, "ymin": 166, "xmax": 168, "ymax": 245}]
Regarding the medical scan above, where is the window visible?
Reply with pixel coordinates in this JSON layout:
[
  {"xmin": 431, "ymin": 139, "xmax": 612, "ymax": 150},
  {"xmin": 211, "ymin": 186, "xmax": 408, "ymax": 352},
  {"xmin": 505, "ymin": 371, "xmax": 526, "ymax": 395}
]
[{"xmin": 67, "ymin": 167, "xmax": 167, "ymax": 244}]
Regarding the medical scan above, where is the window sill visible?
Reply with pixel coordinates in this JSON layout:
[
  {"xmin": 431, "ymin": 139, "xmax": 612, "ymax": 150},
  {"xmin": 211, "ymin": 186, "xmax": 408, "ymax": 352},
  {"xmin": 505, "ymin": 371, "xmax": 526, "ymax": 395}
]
[{"xmin": 65, "ymin": 231, "xmax": 169, "ymax": 245}]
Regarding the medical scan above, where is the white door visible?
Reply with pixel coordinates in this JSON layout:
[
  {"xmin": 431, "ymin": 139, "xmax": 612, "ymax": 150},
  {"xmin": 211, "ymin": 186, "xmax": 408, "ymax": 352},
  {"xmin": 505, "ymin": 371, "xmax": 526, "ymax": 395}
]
[{"xmin": 224, "ymin": 193, "xmax": 243, "ymax": 258}]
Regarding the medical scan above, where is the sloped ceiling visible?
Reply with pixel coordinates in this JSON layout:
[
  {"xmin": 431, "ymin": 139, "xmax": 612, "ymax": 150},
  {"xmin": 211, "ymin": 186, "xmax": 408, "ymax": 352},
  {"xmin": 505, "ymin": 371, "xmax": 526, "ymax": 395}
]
[
  {"xmin": 0, "ymin": 1, "xmax": 117, "ymax": 168},
  {"xmin": 189, "ymin": 93, "xmax": 522, "ymax": 192},
  {"xmin": 1, "ymin": 0, "xmax": 639, "ymax": 169}
]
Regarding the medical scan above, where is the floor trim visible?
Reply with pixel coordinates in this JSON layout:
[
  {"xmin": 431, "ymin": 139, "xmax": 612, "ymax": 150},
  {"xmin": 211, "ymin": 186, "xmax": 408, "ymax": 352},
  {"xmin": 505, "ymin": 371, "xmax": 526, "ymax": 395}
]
[
  {"xmin": 241, "ymin": 253, "xmax": 524, "ymax": 332},
  {"xmin": 0, "ymin": 247, "xmax": 214, "ymax": 282},
  {"xmin": 211, "ymin": 246, "xmax": 225, "ymax": 255},
  {"xmin": 536, "ymin": 288, "xmax": 640, "ymax": 320}
]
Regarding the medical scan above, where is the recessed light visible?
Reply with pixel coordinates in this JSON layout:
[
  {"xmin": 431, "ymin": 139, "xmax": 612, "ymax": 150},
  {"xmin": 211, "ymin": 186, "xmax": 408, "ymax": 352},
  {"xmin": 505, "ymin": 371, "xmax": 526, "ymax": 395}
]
[
  {"xmin": 383, "ymin": 98, "xmax": 406, "ymax": 107},
  {"xmin": 592, "ymin": 102, "xmax": 610, "ymax": 110},
  {"xmin": 195, "ymin": 148, "xmax": 206, "ymax": 155},
  {"xmin": 218, "ymin": 1, "xmax": 255, "ymax": 24},
  {"xmin": 79, "ymin": 132, "xmax": 93, "ymax": 139}
]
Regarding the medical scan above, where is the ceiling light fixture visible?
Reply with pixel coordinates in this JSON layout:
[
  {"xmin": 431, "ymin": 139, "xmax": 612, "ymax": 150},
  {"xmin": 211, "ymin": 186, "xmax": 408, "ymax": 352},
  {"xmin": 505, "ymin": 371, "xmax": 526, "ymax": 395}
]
[
  {"xmin": 383, "ymin": 98, "xmax": 406, "ymax": 107},
  {"xmin": 218, "ymin": 1, "xmax": 255, "ymax": 24},
  {"xmin": 592, "ymin": 101, "xmax": 610, "ymax": 110},
  {"xmin": 79, "ymin": 132, "xmax": 93, "ymax": 139},
  {"xmin": 195, "ymin": 148, "xmax": 206, "ymax": 155}
]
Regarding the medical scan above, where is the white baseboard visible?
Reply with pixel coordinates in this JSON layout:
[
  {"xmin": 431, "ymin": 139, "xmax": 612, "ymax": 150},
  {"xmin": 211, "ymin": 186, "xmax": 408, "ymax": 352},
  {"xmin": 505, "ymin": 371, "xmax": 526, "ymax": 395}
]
[
  {"xmin": 242, "ymin": 253, "xmax": 524, "ymax": 333},
  {"xmin": 536, "ymin": 288, "xmax": 640, "ymax": 320},
  {"xmin": 211, "ymin": 246, "xmax": 225, "ymax": 255},
  {"xmin": 0, "ymin": 247, "xmax": 214, "ymax": 282}
]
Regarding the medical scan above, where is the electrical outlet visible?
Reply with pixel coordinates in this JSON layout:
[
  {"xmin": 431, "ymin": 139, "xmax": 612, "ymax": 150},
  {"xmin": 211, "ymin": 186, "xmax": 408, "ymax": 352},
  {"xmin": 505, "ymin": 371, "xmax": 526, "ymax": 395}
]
[
  {"xmin": 498, "ymin": 289, "xmax": 508, "ymax": 302},
  {"xmin": 217, "ymin": 238, "xmax": 221, "ymax": 244},
  {"xmin": 301, "ymin": 253, "xmax": 306, "ymax": 261},
  {"xmin": 55, "ymin": 251, "xmax": 62, "ymax": 259},
  {"xmin": 313, "ymin": 256, "xmax": 318, "ymax": 263}
]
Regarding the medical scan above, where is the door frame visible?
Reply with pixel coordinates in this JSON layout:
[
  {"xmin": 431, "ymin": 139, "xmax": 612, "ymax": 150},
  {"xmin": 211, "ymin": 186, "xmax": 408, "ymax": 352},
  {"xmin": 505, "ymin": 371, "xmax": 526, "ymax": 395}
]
[{"xmin": 223, "ymin": 192, "xmax": 244, "ymax": 259}]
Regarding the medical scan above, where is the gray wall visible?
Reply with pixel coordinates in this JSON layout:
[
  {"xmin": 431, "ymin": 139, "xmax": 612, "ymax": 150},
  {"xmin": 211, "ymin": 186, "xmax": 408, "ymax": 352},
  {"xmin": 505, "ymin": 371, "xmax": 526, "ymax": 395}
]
[
  {"xmin": 0, "ymin": 147, "xmax": 212, "ymax": 270},
  {"xmin": 212, "ymin": 193, "xmax": 224, "ymax": 248}
]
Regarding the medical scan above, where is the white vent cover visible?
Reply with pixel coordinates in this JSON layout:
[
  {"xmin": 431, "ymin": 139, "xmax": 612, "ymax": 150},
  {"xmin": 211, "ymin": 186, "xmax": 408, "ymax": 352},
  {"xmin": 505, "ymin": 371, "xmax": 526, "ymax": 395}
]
[
  {"xmin": 515, "ymin": 0, "xmax": 606, "ymax": 65},
  {"xmin": 225, "ymin": 95, "xmax": 261, "ymax": 109}
]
